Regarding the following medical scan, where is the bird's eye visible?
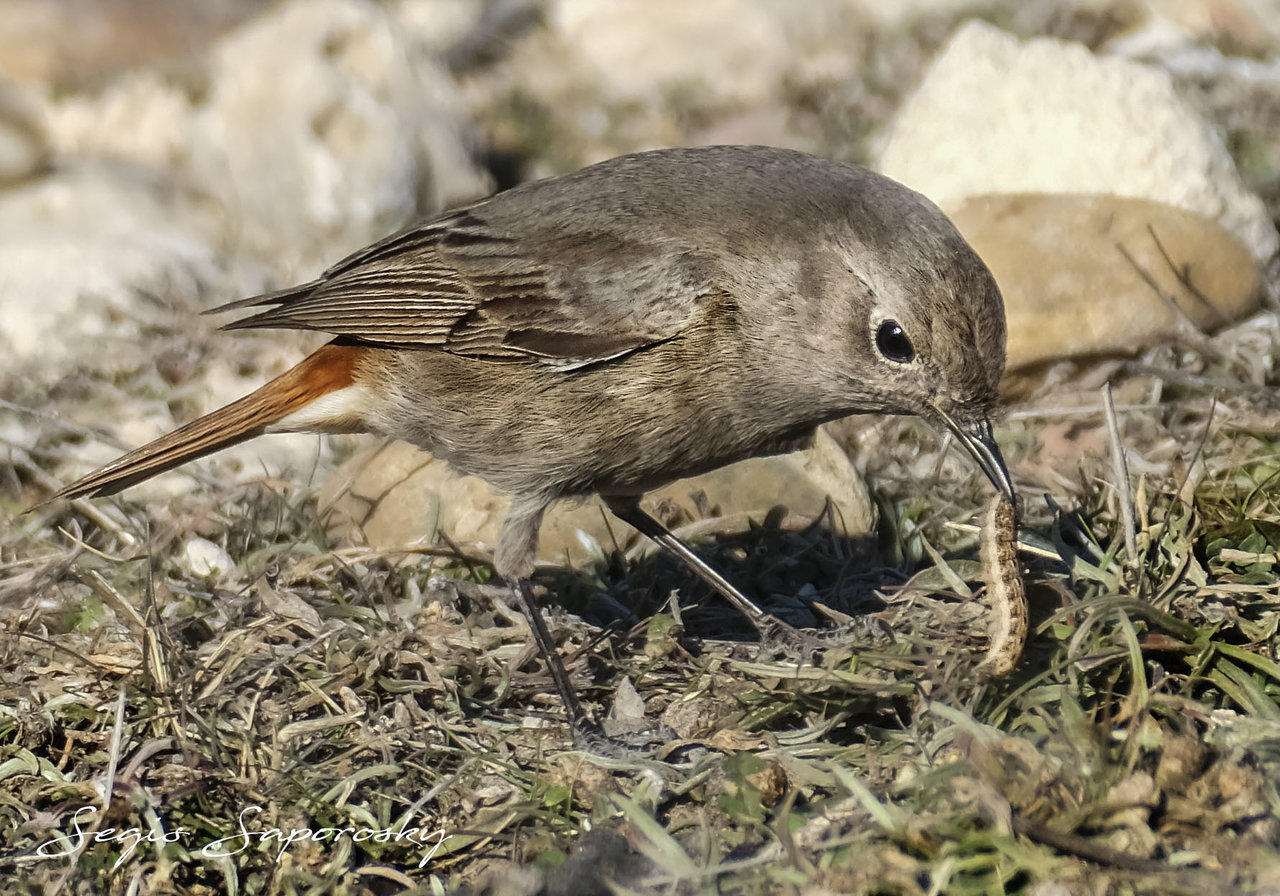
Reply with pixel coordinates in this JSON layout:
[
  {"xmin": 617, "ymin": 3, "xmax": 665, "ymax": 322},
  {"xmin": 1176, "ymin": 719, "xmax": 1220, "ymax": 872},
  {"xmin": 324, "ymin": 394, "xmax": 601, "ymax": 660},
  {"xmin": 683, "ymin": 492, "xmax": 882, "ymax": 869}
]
[{"xmin": 875, "ymin": 320, "xmax": 914, "ymax": 363}]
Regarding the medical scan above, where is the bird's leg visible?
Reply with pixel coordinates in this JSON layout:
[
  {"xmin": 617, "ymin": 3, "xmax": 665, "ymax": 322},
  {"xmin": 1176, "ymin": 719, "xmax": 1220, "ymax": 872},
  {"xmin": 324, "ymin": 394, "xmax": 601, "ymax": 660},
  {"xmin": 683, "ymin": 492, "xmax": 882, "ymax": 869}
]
[
  {"xmin": 602, "ymin": 496, "xmax": 810, "ymax": 645},
  {"xmin": 511, "ymin": 579, "xmax": 591, "ymax": 737},
  {"xmin": 513, "ymin": 580, "xmax": 665, "ymax": 757},
  {"xmin": 500, "ymin": 500, "xmax": 655, "ymax": 754}
]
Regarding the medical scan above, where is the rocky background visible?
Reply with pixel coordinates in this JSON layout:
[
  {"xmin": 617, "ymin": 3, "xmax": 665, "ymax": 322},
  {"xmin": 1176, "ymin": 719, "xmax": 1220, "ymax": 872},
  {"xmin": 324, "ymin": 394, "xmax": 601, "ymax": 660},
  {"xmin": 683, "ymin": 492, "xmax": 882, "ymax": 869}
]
[{"xmin": 3, "ymin": 1, "xmax": 1280, "ymax": 894}]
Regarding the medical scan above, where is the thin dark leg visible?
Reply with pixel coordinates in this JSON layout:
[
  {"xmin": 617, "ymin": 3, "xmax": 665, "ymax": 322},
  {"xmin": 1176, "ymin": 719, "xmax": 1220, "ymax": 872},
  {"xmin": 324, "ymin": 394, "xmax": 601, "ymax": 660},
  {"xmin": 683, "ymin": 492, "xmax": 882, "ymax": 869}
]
[
  {"xmin": 513, "ymin": 579, "xmax": 590, "ymax": 736},
  {"xmin": 602, "ymin": 495, "xmax": 800, "ymax": 639}
]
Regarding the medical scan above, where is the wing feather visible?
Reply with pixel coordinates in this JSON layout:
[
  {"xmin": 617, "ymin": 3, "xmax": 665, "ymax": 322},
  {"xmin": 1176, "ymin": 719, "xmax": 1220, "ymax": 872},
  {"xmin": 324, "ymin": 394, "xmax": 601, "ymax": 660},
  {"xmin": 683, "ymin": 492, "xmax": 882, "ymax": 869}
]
[{"xmin": 213, "ymin": 203, "xmax": 716, "ymax": 365}]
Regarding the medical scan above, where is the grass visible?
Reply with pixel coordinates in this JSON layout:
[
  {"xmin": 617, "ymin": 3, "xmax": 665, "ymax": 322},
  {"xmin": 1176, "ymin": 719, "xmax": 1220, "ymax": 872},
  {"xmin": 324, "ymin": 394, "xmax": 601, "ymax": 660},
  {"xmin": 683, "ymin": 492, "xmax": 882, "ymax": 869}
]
[{"xmin": 3, "ymin": 300, "xmax": 1280, "ymax": 895}]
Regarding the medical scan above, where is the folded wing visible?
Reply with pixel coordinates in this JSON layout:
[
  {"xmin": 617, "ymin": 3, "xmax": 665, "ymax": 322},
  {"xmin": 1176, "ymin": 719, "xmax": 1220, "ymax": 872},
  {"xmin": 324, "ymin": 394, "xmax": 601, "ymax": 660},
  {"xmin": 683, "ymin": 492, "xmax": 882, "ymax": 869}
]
[{"xmin": 213, "ymin": 204, "xmax": 719, "ymax": 369}]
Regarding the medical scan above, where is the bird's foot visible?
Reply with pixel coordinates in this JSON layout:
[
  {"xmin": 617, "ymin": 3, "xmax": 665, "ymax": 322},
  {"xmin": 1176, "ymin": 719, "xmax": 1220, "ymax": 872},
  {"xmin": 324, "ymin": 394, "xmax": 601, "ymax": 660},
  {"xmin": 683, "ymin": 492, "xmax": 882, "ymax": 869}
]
[
  {"xmin": 757, "ymin": 616, "xmax": 889, "ymax": 663},
  {"xmin": 569, "ymin": 720, "xmax": 675, "ymax": 762}
]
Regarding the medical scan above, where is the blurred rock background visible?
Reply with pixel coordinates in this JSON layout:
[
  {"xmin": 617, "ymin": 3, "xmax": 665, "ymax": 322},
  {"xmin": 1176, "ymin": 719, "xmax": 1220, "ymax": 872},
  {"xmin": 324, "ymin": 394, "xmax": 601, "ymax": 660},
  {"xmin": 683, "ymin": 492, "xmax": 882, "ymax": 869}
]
[{"xmin": 3, "ymin": 0, "xmax": 1279, "ymax": 565}]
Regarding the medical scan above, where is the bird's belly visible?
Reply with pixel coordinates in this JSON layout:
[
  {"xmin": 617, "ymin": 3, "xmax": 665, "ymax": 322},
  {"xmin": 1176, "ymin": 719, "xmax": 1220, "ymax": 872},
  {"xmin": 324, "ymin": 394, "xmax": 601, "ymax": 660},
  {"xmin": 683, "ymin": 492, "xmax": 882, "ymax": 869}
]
[{"xmin": 365, "ymin": 348, "xmax": 822, "ymax": 502}]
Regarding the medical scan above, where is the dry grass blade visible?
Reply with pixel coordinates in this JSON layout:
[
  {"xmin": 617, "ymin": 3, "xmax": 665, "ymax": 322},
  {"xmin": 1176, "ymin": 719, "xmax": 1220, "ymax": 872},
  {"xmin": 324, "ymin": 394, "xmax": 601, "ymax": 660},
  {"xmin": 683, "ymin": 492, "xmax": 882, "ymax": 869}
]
[{"xmin": 1103, "ymin": 382, "xmax": 1139, "ymax": 567}]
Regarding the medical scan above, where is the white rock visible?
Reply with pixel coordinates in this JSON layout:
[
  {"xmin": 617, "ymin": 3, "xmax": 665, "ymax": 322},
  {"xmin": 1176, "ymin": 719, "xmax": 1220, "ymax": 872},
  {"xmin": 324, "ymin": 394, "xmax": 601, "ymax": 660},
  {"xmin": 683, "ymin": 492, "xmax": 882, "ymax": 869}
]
[
  {"xmin": 44, "ymin": 0, "xmax": 488, "ymax": 286},
  {"xmin": 182, "ymin": 537, "xmax": 235, "ymax": 579},
  {"xmin": 876, "ymin": 20, "xmax": 1278, "ymax": 261},
  {"xmin": 190, "ymin": 0, "xmax": 489, "ymax": 278},
  {"xmin": 391, "ymin": 0, "xmax": 497, "ymax": 56}
]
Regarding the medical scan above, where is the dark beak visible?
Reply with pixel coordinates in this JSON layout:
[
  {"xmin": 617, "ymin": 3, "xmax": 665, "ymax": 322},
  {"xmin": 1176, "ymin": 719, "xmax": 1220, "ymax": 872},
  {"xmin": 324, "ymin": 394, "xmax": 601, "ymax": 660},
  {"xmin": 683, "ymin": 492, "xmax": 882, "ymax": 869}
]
[{"xmin": 933, "ymin": 408, "xmax": 1015, "ymax": 500}]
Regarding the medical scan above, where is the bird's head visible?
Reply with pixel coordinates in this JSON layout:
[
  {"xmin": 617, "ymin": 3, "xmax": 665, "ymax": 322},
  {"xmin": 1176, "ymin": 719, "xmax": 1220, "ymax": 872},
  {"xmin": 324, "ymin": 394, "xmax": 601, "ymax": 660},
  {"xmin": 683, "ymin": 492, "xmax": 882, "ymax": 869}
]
[{"xmin": 811, "ymin": 177, "xmax": 1014, "ymax": 498}]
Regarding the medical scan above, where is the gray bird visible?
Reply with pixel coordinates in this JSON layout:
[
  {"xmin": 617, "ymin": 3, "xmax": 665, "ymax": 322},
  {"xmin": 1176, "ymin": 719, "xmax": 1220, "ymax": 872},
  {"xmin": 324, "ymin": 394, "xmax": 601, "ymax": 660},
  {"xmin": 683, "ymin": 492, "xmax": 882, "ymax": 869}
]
[{"xmin": 51, "ymin": 145, "xmax": 1013, "ymax": 735}]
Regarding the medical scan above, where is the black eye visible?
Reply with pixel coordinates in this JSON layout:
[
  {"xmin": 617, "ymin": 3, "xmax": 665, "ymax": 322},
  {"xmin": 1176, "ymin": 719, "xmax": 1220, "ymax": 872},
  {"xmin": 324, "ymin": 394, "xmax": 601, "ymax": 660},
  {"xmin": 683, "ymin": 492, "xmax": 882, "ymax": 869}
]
[{"xmin": 875, "ymin": 320, "xmax": 914, "ymax": 363}]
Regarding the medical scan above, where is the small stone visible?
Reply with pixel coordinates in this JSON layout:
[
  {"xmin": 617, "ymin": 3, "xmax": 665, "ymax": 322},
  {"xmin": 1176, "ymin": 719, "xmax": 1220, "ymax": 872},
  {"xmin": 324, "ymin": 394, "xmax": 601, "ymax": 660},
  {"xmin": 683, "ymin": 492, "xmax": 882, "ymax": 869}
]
[
  {"xmin": 603, "ymin": 677, "xmax": 648, "ymax": 736},
  {"xmin": 1156, "ymin": 734, "xmax": 1206, "ymax": 789},
  {"xmin": 182, "ymin": 537, "xmax": 235, "ymax": 579},
  {"xmin": 661, "ymin": 696, "xmax": 725, "ymax": 740},
  {"xmin": 1028, "ymin": 885, "xmax": 1074, "ymax": 896},
  {"xmin": 255, "ymin": 578, "xmax": 324, "ymax": 632},
  {"xmin": 1105, "ymin": 771, "xmax": 1160, "ymax": 809}
]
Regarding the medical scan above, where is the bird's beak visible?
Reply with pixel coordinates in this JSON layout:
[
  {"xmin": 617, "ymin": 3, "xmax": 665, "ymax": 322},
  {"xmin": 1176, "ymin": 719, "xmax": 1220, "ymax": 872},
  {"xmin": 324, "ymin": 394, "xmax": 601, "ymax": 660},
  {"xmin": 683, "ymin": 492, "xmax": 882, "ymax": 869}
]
[{"xmin": 932, "ymin": 407, "xmax": 1015, "ymax": 500}]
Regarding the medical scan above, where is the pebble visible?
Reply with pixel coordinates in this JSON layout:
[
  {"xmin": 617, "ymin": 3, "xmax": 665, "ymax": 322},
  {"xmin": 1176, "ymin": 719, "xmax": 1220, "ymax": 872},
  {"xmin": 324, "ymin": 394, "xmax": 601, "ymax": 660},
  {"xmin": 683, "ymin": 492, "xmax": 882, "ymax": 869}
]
[{"xmin": 182, "ymin": 537, "xmax": 235, "ymax": 579}]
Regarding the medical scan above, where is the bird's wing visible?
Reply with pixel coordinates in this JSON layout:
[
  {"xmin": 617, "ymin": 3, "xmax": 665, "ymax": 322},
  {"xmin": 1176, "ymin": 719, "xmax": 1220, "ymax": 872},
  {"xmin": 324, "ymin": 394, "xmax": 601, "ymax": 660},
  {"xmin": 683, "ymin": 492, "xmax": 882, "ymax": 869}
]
[{"xmin": 212, "ymin": 207, "xmax": 718, "ymax": 368}]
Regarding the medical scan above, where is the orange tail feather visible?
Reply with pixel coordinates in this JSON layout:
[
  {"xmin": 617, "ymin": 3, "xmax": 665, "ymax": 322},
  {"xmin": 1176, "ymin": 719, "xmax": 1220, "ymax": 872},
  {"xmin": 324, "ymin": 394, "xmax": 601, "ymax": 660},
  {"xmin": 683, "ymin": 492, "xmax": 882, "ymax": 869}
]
[{"xmin": 51, "ymin": 342, "xmax": 367, "ymax": 501}]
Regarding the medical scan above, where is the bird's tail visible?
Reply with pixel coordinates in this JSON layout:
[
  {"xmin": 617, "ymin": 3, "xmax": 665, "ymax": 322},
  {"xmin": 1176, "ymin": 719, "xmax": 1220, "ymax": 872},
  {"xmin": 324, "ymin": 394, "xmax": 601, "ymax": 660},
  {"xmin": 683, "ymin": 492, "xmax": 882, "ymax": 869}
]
[{"xmin": 49, "ymin": 342, "xmax": 369, "ymax": 502}]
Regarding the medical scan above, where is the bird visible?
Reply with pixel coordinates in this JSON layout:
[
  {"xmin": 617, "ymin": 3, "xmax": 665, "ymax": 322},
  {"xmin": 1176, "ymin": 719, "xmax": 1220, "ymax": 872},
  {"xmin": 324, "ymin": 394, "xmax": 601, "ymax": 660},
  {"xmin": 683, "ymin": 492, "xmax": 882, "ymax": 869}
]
[{"xmin": 48, "ymin": 144, "xmax": 1013, "ymax": 738}]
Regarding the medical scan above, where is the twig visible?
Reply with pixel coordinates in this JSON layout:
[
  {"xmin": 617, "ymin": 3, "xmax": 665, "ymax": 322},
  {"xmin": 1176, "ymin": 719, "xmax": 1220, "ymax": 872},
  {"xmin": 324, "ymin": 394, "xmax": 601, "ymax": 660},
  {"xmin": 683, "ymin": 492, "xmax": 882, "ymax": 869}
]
[
  {"xmin": 1175, "ymin": 394, "xmax": 1215, "ymax": 510},
  {"xmin": 1114, "ymin": 233, "xmax": 1218, "ymax": 356},
  {"xmin": 1144, "ymin": 223, "xmax": 1234, "ymax": 330},
  {"xmin": 101, "ymin": 688, "xmax": 127, "ymax": 811}
]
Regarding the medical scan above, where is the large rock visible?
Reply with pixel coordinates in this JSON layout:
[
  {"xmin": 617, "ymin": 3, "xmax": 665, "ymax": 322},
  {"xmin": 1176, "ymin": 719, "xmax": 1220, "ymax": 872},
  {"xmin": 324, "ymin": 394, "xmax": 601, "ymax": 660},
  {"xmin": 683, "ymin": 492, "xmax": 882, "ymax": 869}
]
[
  {"xmin": 948, "ymin": 193, "xmax": 1263, "ymax": 375},
  {"xmin": 877, "ymin": 20, "xmax": 1278, "ymax": 262},
  {"xmin": 318, "ymin": 428, "xmax": 875, "ymax": 572},
  {"xmin": 548, "ymin": 0, "xmax": 792, "ymax": 110},
  {"xmin": 188, "ymin": 0, "xmax": 489, "ymax": 276}
]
